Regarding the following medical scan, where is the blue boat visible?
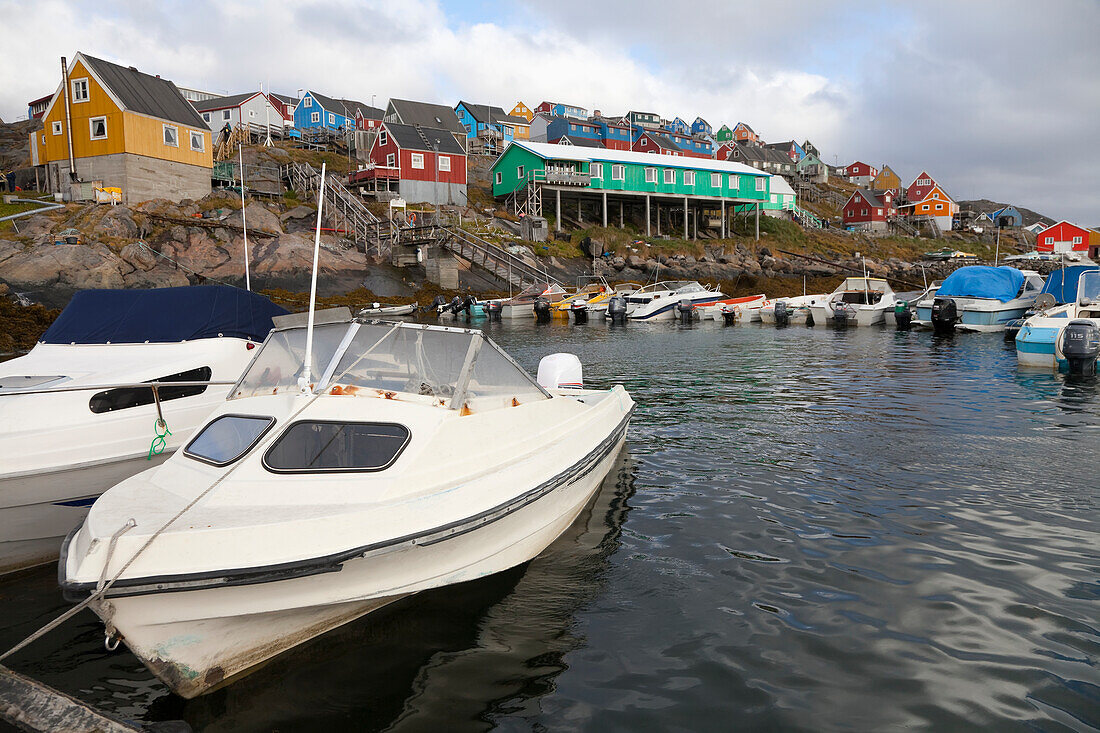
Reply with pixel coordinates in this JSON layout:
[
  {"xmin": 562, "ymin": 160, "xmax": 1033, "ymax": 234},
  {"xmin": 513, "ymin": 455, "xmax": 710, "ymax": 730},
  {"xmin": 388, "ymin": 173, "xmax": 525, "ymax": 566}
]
[
  {"xmin": 915, "ymin": 266, "xmax": 1044, "ymax": 332},
  {"xmin": 1016, "ymin": 266, "xmax": 1100, "ymax": 369}
]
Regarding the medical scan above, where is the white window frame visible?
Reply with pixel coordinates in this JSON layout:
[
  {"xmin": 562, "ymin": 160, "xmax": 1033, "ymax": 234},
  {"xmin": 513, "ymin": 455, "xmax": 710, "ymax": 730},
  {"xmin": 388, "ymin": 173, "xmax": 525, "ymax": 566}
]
[
  {"xmin": 248, "ymin": 109, "xmax": 255, "ymax": 118},
  {"xmin": 711, "ymin": 173, "xmax": 721, "ymax": 188},
  {"xmin": 190, "ymin": 130, "xmax": 205, "ymax": 152},
  {"xmin": 222, "ymin": 110, "xmax": 231, "ymax": 121},
  {"xmin": 411, "ymin": 153, "xmax": 424, "ymax": 169},
  {"xmin": 935, "ymin": 203, "xmax": 944, "ymax": 211},
  {"xmin": 328, "ymin": 112, "xmax": 335, "ymax": 125},
  {"xmin": 729, "ymin": 174, "xmax": 737, "ymax": 187},
  {"xmin": 495, "ymin": 171, "xmax": 503, "ymax": 185},
  {"xmin": 1045, "ymin": 236, "xmax": 1053, "ymax": 245},
  {"xmin": 303, "ymin": 97, "xmax": 313, "ymax": 108},
  {"xmin": 162, "ymin": 124, "xmax": 179, "ymax": 147},
  {"xmin": 645, "ymin": 167, "xmax": 657, "ymax": 183},
  {"xmin": 387, "ymin": 153, "xmax": 395, "ymax": 167},
  {"xmin": 862, "ymin": 208, "xmax": 868, "ymax": 216},
  {"xmin": 684, "ymin": 170, "xmax": 695, "ymax": 186},
  {"xmin": 311, "ymin": 111, "xmax": 320, "ymax": 124},
  {"xmin": 755, "ymin": 176, "xmax": 765, "ymax": 192},
  {"xmin": 664, "ymin": 168, "xmax": 674, "ymax": 184},
  {"xmin": 612, "ymin": 164, "xmax": 625, "ymax": 181},
  {"xmin": 517, "ymin": 164, "xmax": 525, "ymax": 179},
  {"xmin": 1072, "ymin": 235, "xmax": 1082, "ymax": 244},
  {"xmin": 379, "ymin": 129, "xmax": 388, "ymax": 146},
  {"xmin": 438, "ymin": 155, "xmax": 450, "ymax": 172},
  {"xmin": 52, "ymin": 121, "xmax": 63, "ymax": 135},
  {"xmin": 71, "ymin": 78, "xmax": 89, "ymax": 103},
  {"xmin": 876, "ymin": 208, "xmax": 882, "ymax": 215},
  {"xmin": 89, "ymin": 116, "xmax": 107, "ymax": 140},
  {"xmin": 590, "ymin": 162, "xmax": 603, "ymax": 178},
  {"xmin": 202, "ymin": 112, "xmax": 210, "ymax": 123}
]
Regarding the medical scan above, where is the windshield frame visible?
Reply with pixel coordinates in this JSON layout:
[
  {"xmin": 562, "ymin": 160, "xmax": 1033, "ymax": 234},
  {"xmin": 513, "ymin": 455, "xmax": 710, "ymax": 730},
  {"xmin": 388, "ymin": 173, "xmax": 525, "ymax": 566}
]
[{"xmin": 183, "ymin": 413, "xmax": 277, "ymax": 467}]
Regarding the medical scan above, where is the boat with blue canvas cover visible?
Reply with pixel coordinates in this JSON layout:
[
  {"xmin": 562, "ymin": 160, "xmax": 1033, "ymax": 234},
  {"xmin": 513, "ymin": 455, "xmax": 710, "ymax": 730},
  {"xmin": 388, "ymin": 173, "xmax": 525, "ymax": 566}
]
[
  {"xmin": 1016, "ymin": 266, "xmax": 1100, "ymax": 369},
  {"xmin": 920, "ymin": 266, "xmax": 1044, "ymax": 333},
  {"xmin": 0, "ymin": 286, "xmax": 286, "ymax": 575}
]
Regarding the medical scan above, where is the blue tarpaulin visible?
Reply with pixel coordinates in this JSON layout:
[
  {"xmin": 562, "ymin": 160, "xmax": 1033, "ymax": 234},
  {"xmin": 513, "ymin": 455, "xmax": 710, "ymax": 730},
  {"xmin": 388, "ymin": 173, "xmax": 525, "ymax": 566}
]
[
  {"xmin": 41, "ymin": 286, "xmax": 288, "ymax": 344},
  {"xmin": 1039, "ymin": 265, "xmax": 1100, "ymax": 305},
  {"xmin": 935, "ymin": 266, "xmax": 1025, "ymax": 303}
]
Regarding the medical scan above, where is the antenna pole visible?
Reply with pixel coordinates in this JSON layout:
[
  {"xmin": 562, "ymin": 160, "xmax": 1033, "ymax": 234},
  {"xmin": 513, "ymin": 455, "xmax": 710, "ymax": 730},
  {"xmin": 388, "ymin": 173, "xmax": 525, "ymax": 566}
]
[
  {"xmin": 302, "ymin": 162, "xmax": 327, "ymax": 393},
  {"xmin": 239, "ymin": 144, "xmax": 250, "ymax": 290}
]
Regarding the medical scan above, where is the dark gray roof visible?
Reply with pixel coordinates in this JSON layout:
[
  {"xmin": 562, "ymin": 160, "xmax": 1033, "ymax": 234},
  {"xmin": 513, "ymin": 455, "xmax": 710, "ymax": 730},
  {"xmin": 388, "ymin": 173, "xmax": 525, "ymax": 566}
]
[
  {"xmin": 384, "ymin": 122, "xmax": 465, "ymax": 154},
  {"xmin": 646, "ymin": 133, "xmax": 682, "ymax": 151},
  {"xmin": 309, "ymin": 91, "xmax": 383, "ymax": 120},
  {"xmin": 83, "ymin": 54, "xmax": 206, "ymax": 128},
  {"xmin": 191, "ymin": 91, "xmax": 262, "ymax": 112},
  {"xmin": 763, "ymin": 140, "xmax": 795, "ymax": 151},
  {"xmin": 555, "ymin": 136, "xmax": 604, "ymax": 148},
  {"xmin": 850, "ymin": 189, "xmax": 884, "ymax": 207},
  {"xmin": 270, "ymin": 92, "xmax": 300, "ymax": 106},
  {"xmin": 727, "ymin": 142, "xmax": 766, "ymax": 162},
  {"xmin": 763, "ymin": 147, "xmax": 794, "ymax": 165},
  {"xmin": 457, "ymin": 101, "xmax": 527, "ymax": 127},
  {"xmin": 388, "ymin": 98, "xmax": 464, "ymax": 135}
]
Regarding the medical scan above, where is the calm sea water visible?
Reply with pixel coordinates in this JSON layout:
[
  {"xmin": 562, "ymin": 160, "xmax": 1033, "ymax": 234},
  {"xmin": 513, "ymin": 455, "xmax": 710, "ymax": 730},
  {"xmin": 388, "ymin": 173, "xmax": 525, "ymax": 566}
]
[{"xmin": 1, "ymin": 319, "xmax": 1097, "ymax": 732}]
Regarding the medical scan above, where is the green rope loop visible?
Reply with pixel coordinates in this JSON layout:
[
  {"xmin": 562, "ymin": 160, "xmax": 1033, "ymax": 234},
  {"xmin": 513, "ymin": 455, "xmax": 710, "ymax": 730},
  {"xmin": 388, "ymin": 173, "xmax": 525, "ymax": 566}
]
[{"xmin": 148, "ymin": 418, "xmax": 172, "ymax": 460}]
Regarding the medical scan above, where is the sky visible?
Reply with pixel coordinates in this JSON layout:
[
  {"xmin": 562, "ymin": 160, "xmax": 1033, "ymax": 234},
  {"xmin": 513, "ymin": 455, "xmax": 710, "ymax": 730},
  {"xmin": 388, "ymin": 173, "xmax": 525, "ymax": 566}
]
[{"xmin": 1, "ymin": 0, "xmax": 1096, "ymax": 224}]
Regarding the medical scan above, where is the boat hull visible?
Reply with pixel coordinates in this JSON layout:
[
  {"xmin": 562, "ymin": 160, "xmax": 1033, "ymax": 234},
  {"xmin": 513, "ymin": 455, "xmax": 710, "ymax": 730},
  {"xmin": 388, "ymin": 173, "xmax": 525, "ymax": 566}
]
[
  {"xmin": 809, "ymin": 304, "xmax": 890, "ymax": 327},
  {"xmin": 956, "ymin": 305, "xmax": 1032, "ymax": 332},
  {"xmin": 0, "ymin": 453, "xmax": 169, "ymax": 575},
  {"xmin": 86, "ymin": 432, "xmax": 626, "ymax": 699}
]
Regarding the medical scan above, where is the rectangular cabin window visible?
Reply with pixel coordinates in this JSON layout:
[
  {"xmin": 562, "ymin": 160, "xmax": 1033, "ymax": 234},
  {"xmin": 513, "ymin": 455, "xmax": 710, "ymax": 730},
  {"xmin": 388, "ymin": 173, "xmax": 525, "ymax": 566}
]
[
  {"xmin": 190, "ymin": 130, "xmax": 205, "ymax": 152},
  {"xmin": 876, "ymin": 208, "xmax": 882, "ymax": 215},
  {"xmin": 89, "ymin": 366, "xmax": 211, "ymax": 414},
  {"xmin": 52, "ymin": 121, "xmax": 62, "ymax": 135},
  {"xmin": 163, "ymin": 124, "xmax": 178, "ymax": 147},
  {"xmin": 184, "ymin": 414, "xmax": 275, "ymax": 467},
  {"xmin": 495, "ymin": 171, "xmax": 502, "ymax": 184},
  {"xmin": 590, "ymin": 162, "xmax": 602, "ymax": 178},
  {"xmin": 862, "ymin": 208, "xmax": 868, "ymax": 215},
  {"xmin": 71, "ymin": 78, "xmax": 89, "ymax": 102},
  {"xmin": 387, "ymin": 153, "xmax": 395, "ymax": 167},
  {"xmin": 645, "ymin": 167, "xmax": 657, "ymax": 183},
  {"xmin": 379, "ymin": 129, "xmax": 387, "ymax": 146},
  {"xmin": 684, "ymin": 170, "xmax": 695, "ymax": 186},
  {"xmin": 89, "ymin": 116, "xmax": 107, "ymax": 140},
  {"xmin": 263, "ymin": 421, "xmax": 411, "ymax": 473},
  {"xmin": 612, "ymin": 164, "xmax": 625, "ymax": 181},
  {"xmin": 311, "ymin": 111, "xmax": 320, "ymax": 123},
  {"xmin": 1045, "ymin": 236, "xmax": 1053, "ymax": 244},
  {"xmin": 438, "ymin": 155, "xmax": 450, "ymax": 171},
  {"xmin": 756, "ymin": 177, "xmax": 765, "ymax": 192},
  {"xmin": 222, "ymin": 110, "xmax": 231, "ymax": 121},
  {"xmin": 711, "ymin": 172, "xmax": 720, "ymax": 187}
]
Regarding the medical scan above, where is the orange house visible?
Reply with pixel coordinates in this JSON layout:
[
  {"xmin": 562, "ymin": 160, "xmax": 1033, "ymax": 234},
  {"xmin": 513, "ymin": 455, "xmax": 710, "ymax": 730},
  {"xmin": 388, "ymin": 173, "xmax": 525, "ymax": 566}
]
[
  {"xmin": 30, "ymin": 52, "xmax": 212, "ymax": 204},
  {"xmin": 900, "ymin": 184, "xmax": 958, "ymax": 231},
  {"xmin": 509, "ymin": 101, "xmax": 534, "ymax": 123}
]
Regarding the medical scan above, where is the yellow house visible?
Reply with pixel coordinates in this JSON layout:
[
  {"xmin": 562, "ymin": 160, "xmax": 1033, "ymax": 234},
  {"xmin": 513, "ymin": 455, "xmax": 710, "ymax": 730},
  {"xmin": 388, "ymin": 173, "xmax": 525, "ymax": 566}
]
[
  {"xmin": 872, "ymin": 165, "xmax": 901, "ymax": 192},
  {"xmin": 31, "ymin": 52, "xmax": 212, "ymax": 204},
  {"xmin": 509, "ymin": 102, "xmax": 534, "ymax": 123}
]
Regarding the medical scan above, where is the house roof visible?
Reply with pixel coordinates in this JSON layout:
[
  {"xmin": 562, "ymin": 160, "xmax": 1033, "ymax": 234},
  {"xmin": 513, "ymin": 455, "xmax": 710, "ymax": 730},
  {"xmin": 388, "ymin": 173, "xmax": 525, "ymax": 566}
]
[
  {"xmin": 770, "ymin": 176, "xmax": 795, "ymax": 197},
  {"xmin": 457, "ymin": 101, "xmax": 528, "ymax": 127},
  {"xmin": 309, "ymin": 91, "xmax": 383, "ymax": 119},
  {"xmin": 82, "ymin": 53, "xmax": 206, "ymax": 128},
  {"xmin": 644, "ymin": 132, "xmax": 683, "ymax": 151},
  {"xmin": 270, "ymin": 92, "xmax": 299, "ymax": 106},
  {"xmin": 503, "ymin": 140, "xmax": 768, "ymax": 177},
  {"xmin": 555, "ymin": 136, "xmax": 605, "ymax": 148},
  {"xmin": 735, "ymin": 122, "xmax": 756, "ymax": 133},
  {"xmin": 191, "ymin": 91, "xmax": 263, "ymax": 112},
  {"xmin": 28, "ymin": 94, "xmax": 52, "ymax": 106},
  {"xmin": 847, "ymin": 189, "xmax": 885, "ymax": 208},
  {"xmin": 727, "ymin": 142, "xmax": 767, "ymax": 162},
  {"xmin": 384, "ymin": 122, "xmax": 466, "ymax": 154},
  {"xmin": 388, "ymin": 98, "xmax": 464, "ymax": 134}
]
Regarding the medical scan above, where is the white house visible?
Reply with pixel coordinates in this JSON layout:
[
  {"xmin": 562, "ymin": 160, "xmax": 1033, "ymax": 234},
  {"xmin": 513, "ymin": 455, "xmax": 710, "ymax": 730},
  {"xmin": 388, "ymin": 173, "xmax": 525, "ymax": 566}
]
[{"xmin": 192, "ymin": 91, "xmax": 286, "ymax": 134}]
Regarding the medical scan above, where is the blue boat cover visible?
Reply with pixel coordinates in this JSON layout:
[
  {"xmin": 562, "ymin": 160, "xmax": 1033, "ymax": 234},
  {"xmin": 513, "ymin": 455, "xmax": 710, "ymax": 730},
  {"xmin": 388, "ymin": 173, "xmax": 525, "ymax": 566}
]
[
  {"xmin": 1039, "ymin": 265, "xmax": 1100, "ymax": 305},
  {"xmin": 935, "ymin": 266, "xmax": 1025, "ymax": 303},
  {"xmin": 41, "ymin": 286, "xmax": 288, "ymax": 344}
]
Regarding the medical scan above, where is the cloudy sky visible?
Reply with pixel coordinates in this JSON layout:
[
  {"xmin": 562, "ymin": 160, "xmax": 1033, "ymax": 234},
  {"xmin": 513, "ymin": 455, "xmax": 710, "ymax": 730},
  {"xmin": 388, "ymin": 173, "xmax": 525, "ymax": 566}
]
[{"xmin": 1, "ymin": 0, "xmax": 1096, "ymax": 223}]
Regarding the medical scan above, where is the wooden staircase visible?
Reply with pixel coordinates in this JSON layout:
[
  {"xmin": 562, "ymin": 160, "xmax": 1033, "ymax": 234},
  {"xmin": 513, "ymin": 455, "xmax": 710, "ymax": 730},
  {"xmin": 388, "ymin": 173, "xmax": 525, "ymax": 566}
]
[
  {"xmin": 441, "ymin": 226, "xmax": 562, "ymax": 289},
  {"xmin": 286, "ymin": 162, "xmax": 389, "ymax": 256}
]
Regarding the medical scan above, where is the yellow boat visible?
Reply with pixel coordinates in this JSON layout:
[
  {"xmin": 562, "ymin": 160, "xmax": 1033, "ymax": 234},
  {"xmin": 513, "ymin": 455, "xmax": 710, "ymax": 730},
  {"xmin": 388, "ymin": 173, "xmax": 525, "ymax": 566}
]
[{"xmin": 553, "ymin": 278, "xmax": 614, "ymax": 317}]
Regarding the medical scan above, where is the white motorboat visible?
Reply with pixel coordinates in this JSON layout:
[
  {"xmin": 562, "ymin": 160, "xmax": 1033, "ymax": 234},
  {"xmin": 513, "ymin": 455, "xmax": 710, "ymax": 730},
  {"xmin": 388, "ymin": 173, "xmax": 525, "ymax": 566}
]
[
  {"xmin": 1016, "ymin": 267, "xmax": 1100, "ymax": 369},
  {"xmin": 498, "ymin": 282, "xmax": 568, "ymax": 319},
  {"xmin": 625, "ymin": 281, "xmax": 725, "ymax": 321},
  {"xmin": 809, "ymin": 277, "xmax": 898, "ymax": 327},
  {"xmin": 0, "ymin": 286, "xmax": 285, "ymax": 576},
  {"xmin": 695, "ymin": 294, "xmax": 767, "ymax": 322},
  {"xmin": 918, "ymin": 266, "xmax": 1045, "ymax": 333},
  {"xmin": 357, "ymin": 302, "xmax": 417, "ymax": 317},
  {"xmin": 61, "ymin": 317, "xmax": 634, "ymax": 698},
  {"xmin": 759, "ymin": 294, "xmax": 827, "ymax": 325},
  {"xmin": 586, "ymin": 283, "xmax": 641, "ymax": 316}
]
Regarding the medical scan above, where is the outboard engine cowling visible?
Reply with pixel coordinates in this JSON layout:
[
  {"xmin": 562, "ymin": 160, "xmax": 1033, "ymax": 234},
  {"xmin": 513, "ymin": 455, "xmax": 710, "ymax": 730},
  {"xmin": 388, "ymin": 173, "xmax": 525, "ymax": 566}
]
[
  {"xmin": 487, "ymin": 300, "xmax": 502, "ymax": 321},
  {"xmin": 447, "ymin": 296, "xmax": 463, "ymax": 318},
  {"xmin": 721, "ymin": 305, "xmax": 737, "ymax": 325},
  {"xmin": 675, "ymin": 299, "xmax": 695, "ymax": 323},
  {"xmin": 461, "ymin": 295, "xmax": 476, "ymax": 320},
  {"xmin": 607, "ymin": 295, "xmax": 627, "ymax": 324},
  {"xmin": 431, "ymin": 295, "xmax": 449, "ymax": 315},
  {"xmin": 774, "ymin": 301, "xmax": 790, "ymax": 327},
  {"xmin": 570, "ymin": 300, "xmax": 589, "ymax": 324},
  {"xmin": 931, "ymin": 296, "xmax": 958, "ymax": 334},
  {"xmin": 894, "ymin": 301, "xmax": 913, "ymax": 331},
  {"xmin": 534, "ymin": 297, "xmax": 552, "ymax": 323},
  {"xmin": 832, "ymin": 302, "xmax": 852, "ymax": 328},
  {"xmin": 537, "ymin": 353, "xmax": 583, "ymax": 389},
  {"xmin": 1061, "ymin": 320, "xmax": 1100, "ymax": 376}
]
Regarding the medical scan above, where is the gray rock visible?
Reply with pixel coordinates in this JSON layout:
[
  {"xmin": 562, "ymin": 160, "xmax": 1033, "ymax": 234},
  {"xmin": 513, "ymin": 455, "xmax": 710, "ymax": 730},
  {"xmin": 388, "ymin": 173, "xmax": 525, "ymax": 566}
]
[
  {"xmin": 98, "ymin": 206, "xmax": 140, "ymax": 239},
  {"xmin": 612, "ymin": 256, "xmax": 626, "ymax": 270},
  {"xmin": 225, "ymin": 201, "xmax": 282, "ymax": 234},
  {"xmin": 627, "ymin": 254, "xmax": 646, "ymax": 269},
  {"xmin": 119, "ymin": 241, "xmax": 157, "ymax": 271}
]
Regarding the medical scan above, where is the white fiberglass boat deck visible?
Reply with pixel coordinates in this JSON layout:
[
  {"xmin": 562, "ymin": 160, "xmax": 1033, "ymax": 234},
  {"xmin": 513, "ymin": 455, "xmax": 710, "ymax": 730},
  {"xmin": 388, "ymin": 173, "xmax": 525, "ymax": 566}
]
[
  {"xmin": 62, "ymin": 318, "xmax": 634, "ymax": 698},
  {"xmin": 625, "ymin": 281, "xmax": 725, "ymax": 321},
  {"xmin": 809, "ymin": 278, "xmax": 898, "ymax": 327}
]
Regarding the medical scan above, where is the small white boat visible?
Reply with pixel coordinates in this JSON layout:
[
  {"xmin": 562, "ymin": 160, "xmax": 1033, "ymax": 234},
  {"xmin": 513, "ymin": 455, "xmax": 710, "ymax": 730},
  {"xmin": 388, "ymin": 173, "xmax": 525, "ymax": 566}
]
[
  {"xmin": 1017, "ymin": 266, "xmax": 1100, "ymax": 369},
  {"xmin": 625, "ymin": 281, "xmax": 725, "ymax": 321},
  {"xmin": 61, "ymin": 317, "xmax": 634, "ymax": 698},
  {"xmin": 759, "ymin": 294, "xmax": 827, "ymax": 325},
  {"xmin": 357, "ymin": 302, "xmax": 417, "ymax": 317},
  {"xmin": 809, "ymin": 277, "xmax": 898, "ymax": 327},
  {"xmin": 0, "ymin": 286, "xmax": 285, "ymax": 575},
  {"xmin": 695, "ymin": 294, "xmax": 767, "ymax": 321},
  {"xmin": 498, "ymin": 282, "xmax": 568, "ymax": 319}
]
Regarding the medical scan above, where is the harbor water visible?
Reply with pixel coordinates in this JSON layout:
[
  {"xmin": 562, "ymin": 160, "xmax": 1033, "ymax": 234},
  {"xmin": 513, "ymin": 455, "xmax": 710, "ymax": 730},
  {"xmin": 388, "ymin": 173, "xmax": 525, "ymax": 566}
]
[{"xmin": 1, "ymin": 320, "xmax": 1097, "ymax": 731}]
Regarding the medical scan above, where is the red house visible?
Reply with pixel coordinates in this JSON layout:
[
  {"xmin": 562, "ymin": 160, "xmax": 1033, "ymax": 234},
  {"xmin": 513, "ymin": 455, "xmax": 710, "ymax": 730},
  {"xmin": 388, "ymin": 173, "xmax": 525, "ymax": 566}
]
[
  {"xmin": 632, "ymin": 131, "xmax": 684, "ymax": 156},
  {"xmin": 842, "ymin": 189, "xmax": 897, "ymax": 232},
  {"xmin": 1036, "ymin": 221, "xmax": 1092, "ymax": 254},
  {"xmin": 906, "ymin": 171, "xmax": 938, "ymax": 204},
  {"xmin": 714, "ymin": 142, "xmax": 735, "ymax": 160},
  {"xmin": 352, "ymin": 122, "xmax": 467, "ymax": 205},
  {"xmin": 844, "ymin": 161, "xmax": 879, "ymax": 186}
]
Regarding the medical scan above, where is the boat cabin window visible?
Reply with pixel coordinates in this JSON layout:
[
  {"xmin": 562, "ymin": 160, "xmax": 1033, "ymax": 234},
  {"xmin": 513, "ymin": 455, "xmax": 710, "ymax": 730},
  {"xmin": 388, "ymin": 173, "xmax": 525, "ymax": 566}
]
[
  {"xmin": 838, "ymin": 291, "xmax": 882, "ymax": 305},
  {"xmin": 89, "ymin": 366, "xmax": 211, "ymax": 414},
  {"xmin": 1078, "ymin": 272, "xmax": 1100, "ymax": 306},
  {"xmin": 184, "ymin": 414, "xmax": 276, "ymax": 466},
  {"xmin": 263, "ymin": 421, "xmax": 410, "ymax": 472}
]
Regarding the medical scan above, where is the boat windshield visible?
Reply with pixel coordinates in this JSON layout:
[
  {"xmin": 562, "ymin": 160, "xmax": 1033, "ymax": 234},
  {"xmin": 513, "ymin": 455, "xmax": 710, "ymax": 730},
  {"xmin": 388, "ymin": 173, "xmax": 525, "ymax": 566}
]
[
  {"xmin": 233, "ymin": 322, "xmax": 549, "ymax": 411},
  {"xmin": 1078, "ymin": 271, "xmax": 1100, "ymax": 306}
]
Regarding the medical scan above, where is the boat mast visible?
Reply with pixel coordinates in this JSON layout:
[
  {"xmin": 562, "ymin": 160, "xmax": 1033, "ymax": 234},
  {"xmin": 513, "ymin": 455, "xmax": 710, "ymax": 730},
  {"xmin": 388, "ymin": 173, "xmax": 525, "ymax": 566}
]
[
  {"xmin": 301, "ymin": 162, "xmax": 327, "ymax": 393},
  {"xmin": 239, "ymin": 144, "xmax": 251, "ymax": 291}
]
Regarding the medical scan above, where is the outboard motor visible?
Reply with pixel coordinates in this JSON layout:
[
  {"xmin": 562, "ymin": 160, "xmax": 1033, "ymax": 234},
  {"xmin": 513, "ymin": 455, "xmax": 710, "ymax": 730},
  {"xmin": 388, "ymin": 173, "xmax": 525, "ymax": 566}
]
[
  {"xmin": 774, "ymin": 301, "xmax": 790, "ymax": 327},
  {"xmin": 894, "ymin": 301, "xmax": 913, "ymax": 331},
  {"xmin": 533, "ymin": 297, "xmax": 552, "ymax": 323},
  {"xmin": 805, "ymin": 310, "xmax": 814, "ymax": 328},
  {"xmin": 607, "ymin": 295, "xmax": 628, "ymax": 324},
  {"xmin": 537, "ymin": 353, "xmax": 583, "ymax": 390},
  {"xmin": 675, "ymin": 299, "xmax": 695, "ymax": 323},
  {"xmin": 721, "ymin": 305, "xmax": 737, "ymax": 325},
  {"xmin": 447, "ymin": 296, "xmax": 463, "ymax": 318},
  {"xmin": 486, "ymin": 300, "xmax": 502, "ymax": 321},
  {"xmin": 930, "ymin": 296, "xmax": 958, "ymax": 334},
  {"xmin": 431, "ymin": 295, "xmax": 449, "ymax": 316},
  {"xmin": 831, "ymin": 302, "xmax": 853, "ymax": 328},
  {"xmin": 1061, "ymin": 320, "xmax": 1100, "ymax": 376},
  {"xmin": 461, "ymin": 295, "xmax": 476, "ymax": 320},
  {"xmin": 570, "ymin": 300, "xmax": 589, "ymax": 324}
]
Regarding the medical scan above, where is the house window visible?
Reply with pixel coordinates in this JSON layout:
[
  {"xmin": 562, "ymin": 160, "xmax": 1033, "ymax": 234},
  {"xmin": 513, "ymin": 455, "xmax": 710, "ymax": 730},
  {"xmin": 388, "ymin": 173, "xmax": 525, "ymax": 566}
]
[
  {"xmin": 935, "ymin": 204, "xmax": 943, "ymax": 210},
  {"xmin": 876, "ymin": 208, "xmax": 882, "ymax": 215},
  {"xmin": 684, "ymin": 170, "xmax": 695, "ymax": 185},
  {"xmin": 163, "ymin": 124, "xmax": 178, "ymax": 147},
  {"xmin": 249, "ymin": 110, "xmax": 255, "ymax": 118},
  {"xmin": 1073, "ymin": 236, "xmax": 1082, "ymax": 244},
  {"xmin": 664, "ymin": 169, "xmax": 674, "ymax": 184},
  {"xmin": 304, "ymin": 97, "xmax": 312, "ymax": 108},
  {"xmin": 89, "ymin": 116, "xmax": 107, "ymax": 140},
  {"xmin": 645, "ymin": 167, "xmax": 657, "ymax": 183},
  {"xmin": 190, "ymin": 130, "xmax": 205, "ymax": 152},
  {"xmin": 203, "ymin": 112, "xmax": 210, "ymax": 122},
  {"xmin": 222, "ymin": 110, "xmax": 231, "ymax": 121},
  {"xmin": 328, "ymin": 113, "xmax": 335, "ymax": 125},
  {"xmin": 755, "ymin": 177, "xmax": 765, "ymax": 191},
  {"xmin": 379, "ymin": 129, "xmax": 388, "ymax": 146},
  {"xmin": 517, "ymin": 164, "xmax": 525, "ymax": 179},
  {"xmin": 52, "ymin": 121, "xmax": 62, "ymax": 135},
  {"xmin": 932, "ymin": 192, "xmax": 939, "ymax": 199},
  {"xmin": 495, "ymin": 171, "xmax": 503, "ymax": 184},
  {"xmin": 1045, "ymin": 236, "xmax": 1053, "ymax": 244},
  {"xmin": 411, "ymin": 153, "xmax": 424, "ymax": 169},
  {"xmin": 71, "ymin": 78, "xmax": 89, "ymax": 102},
  {"xmin": 612, "ymin": 164, "xmax": 625, "ymax": 181},
  {"xmin": 590, "ymin": 162, "xmax": 603, "ymax": 178},
  {"xmin": 862, "ymin": 208, "xmax": 868, "ymax": 215},
  {"xmin": 311, "ymin": 111, "xmax": 320, "ymax": 123},
  {"xmin": 387, "ymin": 153, "xmax": 395, "ymax": 167},
  {"xmin": 711, "ymin": 173, "xmax": 721, "ymax": 188},
  {"xmin": 438, "ymin": 155, "xmax": 450, "ymax": 171}
]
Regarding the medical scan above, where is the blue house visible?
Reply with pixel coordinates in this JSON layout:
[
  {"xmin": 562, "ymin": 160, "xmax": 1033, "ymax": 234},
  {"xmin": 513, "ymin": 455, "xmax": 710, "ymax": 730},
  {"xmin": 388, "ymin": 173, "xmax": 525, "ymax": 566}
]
[
  {"xmin": 545, "ymin": 116, "xmax": 603, "ymax": 144},
  {"xmin": 990, "ymin": 206, "xmax": 1023, "ymax": 228},
  {"xmin": 294, "ymin": 91, "xmax": 382, "ymax": 132},
  {"xmin": 664, "ymin": 117, "xmax": 690, "ymax": 136},
  {"xmin": 454, "ymin": 101, "xmax": 527, "ymax": 143},
  {"xmin": 535, "ymin": 101, "xmax": 588, "ymax": 120},
  {"xmin": 691, "ymin": 117, "xmax": 713, "ymax": 137}
]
